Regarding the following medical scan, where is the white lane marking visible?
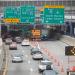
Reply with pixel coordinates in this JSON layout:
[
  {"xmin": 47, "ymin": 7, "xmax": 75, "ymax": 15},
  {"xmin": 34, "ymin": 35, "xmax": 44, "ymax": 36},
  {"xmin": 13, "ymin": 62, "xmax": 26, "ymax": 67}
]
[
  {"xmin": 28, "ymin": 60, "xmax": 31, "ymax": 64},
  {"xmin": 22, "ymin": 50, "xmax": 24, "ymax": 53},
  {"xmin": 30, "ymin": 68, "xmax": 33, "ymax": 72},
  {"xmin": 25, "ymin": 55, "xmax": 28, "ymax": 58},
  {"xmin": 30, "ymin": 42, "xmax": 34, "ymax": 47},
  {"xmin": 0, "ymin": 49, "xmax": 2, "ymax": 54},
  {"xmin": 36, "ymin": 42, "xmax": 40, "ymax": 49}
]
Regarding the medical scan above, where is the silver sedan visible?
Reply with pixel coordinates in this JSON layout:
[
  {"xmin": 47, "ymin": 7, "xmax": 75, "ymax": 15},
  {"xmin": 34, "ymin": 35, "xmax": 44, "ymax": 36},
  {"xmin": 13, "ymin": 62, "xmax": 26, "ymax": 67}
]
[{"xmin": 12, "ymin": 54, "xmax": 23, "ymax": 63}]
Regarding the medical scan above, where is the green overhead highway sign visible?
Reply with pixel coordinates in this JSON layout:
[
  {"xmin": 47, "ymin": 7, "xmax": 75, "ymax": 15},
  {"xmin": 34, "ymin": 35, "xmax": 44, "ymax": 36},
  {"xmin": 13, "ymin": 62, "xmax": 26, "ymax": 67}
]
[
  {"xmin": 4, "ymin": 5, "xmax": 35, "ymax": 23},
  {"xmin": 20, "ymin": 5, "xmax": 35, "ymax": 23},
  {"xmin": 4, "ymin": 5, "xmax": 64, "ymax": 24},
  {"xmin": 43, "ymin": 5, "xmax": 64, "ymax": 25},
  {"xmin": 4, "ymin": 7, "xmax": 19, "ymax": 23}
]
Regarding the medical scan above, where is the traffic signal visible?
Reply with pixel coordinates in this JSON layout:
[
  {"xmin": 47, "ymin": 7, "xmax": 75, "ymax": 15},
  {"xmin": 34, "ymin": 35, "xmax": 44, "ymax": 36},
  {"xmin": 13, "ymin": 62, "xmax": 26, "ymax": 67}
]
[{"xmin": 65, "ymin": 46, "xmax": 75, "ymax": 56}]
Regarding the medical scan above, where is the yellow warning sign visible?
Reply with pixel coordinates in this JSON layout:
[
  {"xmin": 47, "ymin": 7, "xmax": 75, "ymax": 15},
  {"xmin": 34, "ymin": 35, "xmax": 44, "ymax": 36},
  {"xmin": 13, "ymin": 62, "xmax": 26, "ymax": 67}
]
[
  {"xmin": 32, "ymin": 29, "xmax": 41, "ymax": 36},
  {"xmin": 44, "ymin": 5, "xmax": 64, "ymax": 8},
  {"xmin": 3, "ymin": 18, "xmax": 19, "ymax": 23}
]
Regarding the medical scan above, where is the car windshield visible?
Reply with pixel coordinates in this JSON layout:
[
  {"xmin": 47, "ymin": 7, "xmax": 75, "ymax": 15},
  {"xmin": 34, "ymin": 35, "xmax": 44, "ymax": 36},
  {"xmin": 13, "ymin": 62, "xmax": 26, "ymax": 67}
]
[
  {"xmin": 7, "ymin": 38, "xmax": 11, "ymax": 40},
  {"xmin": 33, "ymin": 51, "xmax": 42, "ymax": 54},
  {"xmin": 41, "ymin": 61, "xmax": 52, "ymax": 65},
  {"xmin": 32, "ymin": 48, "xmax": 39, "ymax": 51},
  {"xmin": 23, "ymin": 39, "xmax": 29, "ymax": 41},
  {"xmin": 12, "ymin": 53, "xmax": 23, "ymax": 57},
  {"xmin": 16, "ymin": 37, "xmax": 20, "ymax": 39},
  {"xmin": 14, "ymin": 56, "xmax": 21, "ymax": 58},
  {"xmin": 36, "ymin": 51, "xmax": 42, "ymax": 53},
  {"xmin": 12, "ymin": 42, "xmax": 16, "ymax": 44}
]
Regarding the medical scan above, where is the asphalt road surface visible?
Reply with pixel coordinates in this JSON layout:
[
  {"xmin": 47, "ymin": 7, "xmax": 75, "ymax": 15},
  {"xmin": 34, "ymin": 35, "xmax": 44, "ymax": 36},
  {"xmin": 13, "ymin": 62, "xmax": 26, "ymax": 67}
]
[
  {"xmin": 4, "ymin": 40, "xmax": 75, "ymax": 75},
  {"xmin": 5, "ymin": 43, "xmax": 42, "ymax": 75},
  {"xmin": 37, "ymin": 41, "xmax": 75, "ymax": 75}
]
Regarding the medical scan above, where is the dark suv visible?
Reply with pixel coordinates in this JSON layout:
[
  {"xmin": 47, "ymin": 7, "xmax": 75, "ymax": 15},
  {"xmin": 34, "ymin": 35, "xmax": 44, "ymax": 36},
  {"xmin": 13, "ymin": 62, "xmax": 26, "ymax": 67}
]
[{"xmin": 31, "ymin": 47, "xmax": 41, "ymax": 55}]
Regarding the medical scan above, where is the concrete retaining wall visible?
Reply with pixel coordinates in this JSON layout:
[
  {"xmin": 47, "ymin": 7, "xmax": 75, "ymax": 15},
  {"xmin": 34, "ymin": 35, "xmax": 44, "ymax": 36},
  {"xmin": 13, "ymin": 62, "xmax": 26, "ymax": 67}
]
[
  {"xmin": 0, "ymin": 38, "xmax": 4, "ymax": 69},
  {"xmin": 0, "ymin": 38, "xmax": 5, "ymax": 75},
  {"xmin": 61, "ymin": 35, "xmax": 75, "ymax": 46}
]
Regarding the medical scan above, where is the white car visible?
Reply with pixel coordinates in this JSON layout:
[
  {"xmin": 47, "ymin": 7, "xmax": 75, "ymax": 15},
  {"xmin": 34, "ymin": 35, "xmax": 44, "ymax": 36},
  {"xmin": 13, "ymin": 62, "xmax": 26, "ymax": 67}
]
[
  {"xmin": 12, "ymin": 54, "xmax": 23, "ymax": 63},
  {"xmin": 5, "ymin": 38, "xmax": 12, "ymax": 44},
  {"xmin": 38, "ymin": 59, "xmax": 53, "ymax": 72},
  {"xmin": 32, "ymin": 52, "xmax": 43, "ymax": 60},
  {"xmin": 21, "ymin": 39, "xmax": 30, "ymax": 46},
  {"xmin": 9, "ymin": 42, "xmax": 17, "ymax": 50}
]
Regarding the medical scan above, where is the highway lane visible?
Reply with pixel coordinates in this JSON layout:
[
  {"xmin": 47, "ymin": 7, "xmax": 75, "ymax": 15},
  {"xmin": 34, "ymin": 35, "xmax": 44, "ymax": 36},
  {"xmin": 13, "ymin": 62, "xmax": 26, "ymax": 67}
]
[
  {"xmin": 4, "ymin": 40, "xmax": 71, "ymax": 75},
  {"xmin": 36, "ymin": 40, "xmax": 75, "ymax": 75},
  {"xmin": 30, "ymin": 41, "xmax": 67, "ymax": 75},
  {"xmin": 38, "ymin": 41, "xmax": 68, "ymax": 55},
  {"xmin": 4, "ymin": 43, "xmax": 42, "ymax": 75}
]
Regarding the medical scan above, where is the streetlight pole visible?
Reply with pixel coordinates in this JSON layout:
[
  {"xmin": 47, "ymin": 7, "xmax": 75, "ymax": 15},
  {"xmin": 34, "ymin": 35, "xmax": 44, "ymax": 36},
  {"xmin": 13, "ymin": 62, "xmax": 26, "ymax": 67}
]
[{"xmin": 67, "ymin": 56, "xmax": 70, "ymax": 75}]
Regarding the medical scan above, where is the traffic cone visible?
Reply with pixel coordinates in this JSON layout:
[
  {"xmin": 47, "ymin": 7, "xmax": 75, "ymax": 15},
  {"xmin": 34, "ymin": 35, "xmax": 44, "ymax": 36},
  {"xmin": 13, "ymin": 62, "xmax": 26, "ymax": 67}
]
[
  {"xmin": 57, "ymin": 62, "xmax": 60, "ymax": 66},
  {"xmin": 49, "ymin": 55, "xmax": 51, "ymax": 59},
  {"xmin": 61, "ymin": 66, "xmax": 64, "ymax": 72},
  {"xmin": 51, "ymin": 56, "xmax": 53, "ymax": 59},
  {"xmin": 45, "ymin": 49, "xmax": 48, "ymax": 53},
  {"xmin": 48, "ymin": 52, "xmax": 50, "ymax": 56},
  {"xmin": 43, "ymin": 49, "xmax": 46, "ymax": 52},
  {"xmin": 54, "ymin": 59, "xmax": 57, "ymax": 63}
]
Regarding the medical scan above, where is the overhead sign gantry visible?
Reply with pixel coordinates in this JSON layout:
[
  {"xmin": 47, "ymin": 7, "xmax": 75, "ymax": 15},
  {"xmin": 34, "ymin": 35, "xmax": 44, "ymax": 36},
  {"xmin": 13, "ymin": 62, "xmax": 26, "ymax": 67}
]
[{"xmin": 3, "ymin": 5, "xmax": 64, "ymax": 25}]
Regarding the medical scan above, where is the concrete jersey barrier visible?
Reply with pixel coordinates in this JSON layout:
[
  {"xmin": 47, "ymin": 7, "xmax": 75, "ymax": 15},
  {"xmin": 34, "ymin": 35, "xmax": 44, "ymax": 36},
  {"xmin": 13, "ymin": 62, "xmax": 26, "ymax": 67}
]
[{"xmin": 61, "ymin": 35, "xmax": 75, "ymax": 46}]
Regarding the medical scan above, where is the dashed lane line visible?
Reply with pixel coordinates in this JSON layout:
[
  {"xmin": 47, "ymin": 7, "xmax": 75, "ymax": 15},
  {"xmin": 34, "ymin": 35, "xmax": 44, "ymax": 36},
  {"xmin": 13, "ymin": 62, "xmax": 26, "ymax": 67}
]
[
  {"xmin": 28, "ymin": 60, "xmax": 31, "ymax": 64},
  {"xmin": 25, "ymin": 55, "xmax": 28, "ymax": 58},
  {"xmin": 3, "ymin": 49, "xmax": 8, "ymax": 75},
  {"xmin": 30, "ymin": 68, "xmax": 34, "ymax": 72},
  {"xmin": 3, "ymin": 60, "xmax": 8, "ymax": 75}
]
